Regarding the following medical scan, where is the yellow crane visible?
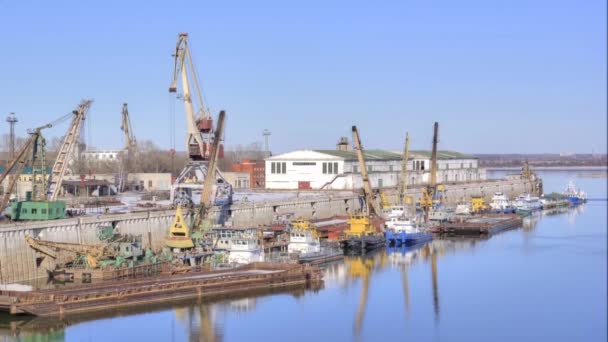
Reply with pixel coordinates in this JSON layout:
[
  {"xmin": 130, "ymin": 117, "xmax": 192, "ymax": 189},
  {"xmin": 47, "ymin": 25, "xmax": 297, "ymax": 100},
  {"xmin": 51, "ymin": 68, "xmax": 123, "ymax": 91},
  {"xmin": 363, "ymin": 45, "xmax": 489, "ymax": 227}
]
[
  {"xmin": 166, "ymin": 111, "xmax": 226, "ymax": 250},
  {"xmin": 419, "ymin": 122, "xmax": 444, "ymax": 223},
  {"xmin": 47, "ymin": 100, "xmax": 92, "ymax": 201},
  {"xmin": 25, "ymin": 235, "xmax": 111, "ymax": 268},
  {"xmin": 345, "ymin": 126, "xmax": 383, "ymax": 239}
]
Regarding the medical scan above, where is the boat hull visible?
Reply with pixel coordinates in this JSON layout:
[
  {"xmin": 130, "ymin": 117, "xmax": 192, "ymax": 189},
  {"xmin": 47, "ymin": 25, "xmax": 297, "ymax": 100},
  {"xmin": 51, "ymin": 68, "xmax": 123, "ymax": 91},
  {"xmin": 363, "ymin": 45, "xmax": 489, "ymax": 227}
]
[
  {"xmin": 344, "ymin": 235, "xmax": 385, "ymax": 252},
  {"xmin": 386, "ymin": 231, "xmax": 432, "ymax": 246}
]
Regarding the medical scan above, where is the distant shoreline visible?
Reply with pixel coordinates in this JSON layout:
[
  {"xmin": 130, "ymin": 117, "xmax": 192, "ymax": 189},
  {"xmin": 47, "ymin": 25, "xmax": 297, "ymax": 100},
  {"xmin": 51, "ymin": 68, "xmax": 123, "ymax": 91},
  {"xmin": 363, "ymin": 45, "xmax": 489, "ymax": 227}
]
[{"xmin": 484, "ymin": 166, "xmax": 608, "ymax": 171}]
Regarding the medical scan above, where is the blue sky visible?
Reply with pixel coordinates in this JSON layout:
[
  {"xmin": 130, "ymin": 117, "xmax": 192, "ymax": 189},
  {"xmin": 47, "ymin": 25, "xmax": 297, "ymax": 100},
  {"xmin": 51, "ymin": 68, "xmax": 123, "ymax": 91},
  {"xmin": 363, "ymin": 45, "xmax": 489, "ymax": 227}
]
[{"xmin": 0, "ymin": 0, "xmax": 605, "ymax": 154}]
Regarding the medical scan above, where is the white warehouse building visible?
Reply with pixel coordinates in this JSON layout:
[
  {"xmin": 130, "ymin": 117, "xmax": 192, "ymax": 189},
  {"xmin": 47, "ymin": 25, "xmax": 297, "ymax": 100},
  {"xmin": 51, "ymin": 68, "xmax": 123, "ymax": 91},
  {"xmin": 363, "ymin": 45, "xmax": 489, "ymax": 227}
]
[{"xmin": 265, "ymin": 149, "xmax": 483, "ymax": 190}]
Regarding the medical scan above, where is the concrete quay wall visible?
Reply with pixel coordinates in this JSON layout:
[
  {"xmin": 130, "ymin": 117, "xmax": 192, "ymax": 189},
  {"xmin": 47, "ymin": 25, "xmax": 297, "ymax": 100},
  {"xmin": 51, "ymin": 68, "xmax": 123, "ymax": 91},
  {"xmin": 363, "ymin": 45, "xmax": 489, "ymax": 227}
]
[{"xmin": 0, "ymin": 178, "xmax": 536, "ymax": 284}]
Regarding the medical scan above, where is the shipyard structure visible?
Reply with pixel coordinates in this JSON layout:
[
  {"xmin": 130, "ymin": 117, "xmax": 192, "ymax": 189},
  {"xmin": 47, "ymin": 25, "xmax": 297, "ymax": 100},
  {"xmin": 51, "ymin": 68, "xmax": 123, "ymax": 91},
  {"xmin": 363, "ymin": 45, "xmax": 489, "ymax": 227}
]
[{"xmin": 265, "ymin": 147, "xmax": 483, "ymax": 191}]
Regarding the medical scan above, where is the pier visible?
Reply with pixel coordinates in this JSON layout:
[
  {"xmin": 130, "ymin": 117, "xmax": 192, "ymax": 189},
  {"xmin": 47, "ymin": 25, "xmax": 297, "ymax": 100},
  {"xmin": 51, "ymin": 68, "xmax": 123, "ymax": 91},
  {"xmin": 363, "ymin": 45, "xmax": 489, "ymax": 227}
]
[{"xmin": 0, "ymin": 178, "xmax": 537, "ymax": 284}]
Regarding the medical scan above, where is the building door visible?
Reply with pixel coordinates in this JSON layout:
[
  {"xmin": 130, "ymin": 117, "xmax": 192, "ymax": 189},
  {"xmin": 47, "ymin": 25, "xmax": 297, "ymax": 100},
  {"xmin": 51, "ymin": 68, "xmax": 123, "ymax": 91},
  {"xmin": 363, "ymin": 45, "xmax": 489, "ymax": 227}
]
[{"xmin": 298, "ymin": 181, "xmax": 311, "ymax": 190}]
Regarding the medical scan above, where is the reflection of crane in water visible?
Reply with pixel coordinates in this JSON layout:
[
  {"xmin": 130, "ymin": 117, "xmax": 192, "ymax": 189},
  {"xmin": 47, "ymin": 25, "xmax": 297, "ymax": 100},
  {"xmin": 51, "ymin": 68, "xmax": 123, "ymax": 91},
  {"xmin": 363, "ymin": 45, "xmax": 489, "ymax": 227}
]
[
  {"xmin": 175, "ymin": 305, "xmax": 221, "ymax": 342},
  {"xmin": 388, "ymin": 241, "xmax": 446, "ymax": 322},
  {"xmin": 345, "ymin": 252, "xmax": 387, "ymax": 336}
]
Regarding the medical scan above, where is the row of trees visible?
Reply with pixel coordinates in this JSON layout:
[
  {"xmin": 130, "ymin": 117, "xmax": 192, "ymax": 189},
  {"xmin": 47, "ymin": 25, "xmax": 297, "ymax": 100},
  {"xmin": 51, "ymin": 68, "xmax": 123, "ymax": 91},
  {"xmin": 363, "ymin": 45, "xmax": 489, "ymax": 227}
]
[{"xmin": 1, "ymin": 133, "xmax": 268, "ymax": 176}]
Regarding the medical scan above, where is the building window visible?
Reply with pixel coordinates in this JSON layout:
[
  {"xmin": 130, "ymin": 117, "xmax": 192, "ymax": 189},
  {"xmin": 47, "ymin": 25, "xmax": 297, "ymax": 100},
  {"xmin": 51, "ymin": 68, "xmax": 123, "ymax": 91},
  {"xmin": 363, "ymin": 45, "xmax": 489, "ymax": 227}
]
[
  {"xmin": 32, "ymin": 208, "xmax": 37, "ymax": 214},
  {"xmin": 334, "ymin": 162, "xmax": 338, "ymax": 174},
  {"xmin": 353, "ymin": 166, "xmax": 358, "ymax": 174},
  {"xmin": 42, "ymin": 209, "xmax": 47, "ymax": 214},
  {"xmin": 293, "ymin": 162, "xmax": 316, "ymax": 166},
  {"xmin": 281, "ymin": 162, "xmax": 286, "ymax": 174},
  {"xmin": 148, "ymin": 180, "xmax": 153, "ymax": 188},
  {"xmin": 323, "ymin": 162, "xmax": 327, "ymax": 174},
  {"xmin": 328, "ymin": 162, "xmax": 333, "ymax": 174},
  {"xmin": 446, "ymin": 164, "xmax": 449, "ymax": 170},
  {"xmin": 367, "ymin": 166, "xmax": 372, "ymax": 172},
  {"xmin": 22, "ymin": 208, "xmax": 27, "ymax": 214},
  {"xmin": 271, "ymin": 162, "xmax": 276, "ymax": 174},
  {"xmin": 389, "ymin": 165, "xmax": 393, "ymax": 172}
]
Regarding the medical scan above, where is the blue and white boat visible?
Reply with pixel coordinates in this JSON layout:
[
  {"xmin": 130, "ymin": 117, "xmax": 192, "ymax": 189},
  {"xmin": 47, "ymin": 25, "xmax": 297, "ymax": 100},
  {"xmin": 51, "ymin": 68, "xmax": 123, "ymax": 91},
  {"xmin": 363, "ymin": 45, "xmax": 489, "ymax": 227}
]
[
  {"xmin": 563, "ymin": 181, "xmax": 587, "ymax": 205},
  {"xmin": 385, "ymin": 212, "xmax": 432, "ymax": 246}
]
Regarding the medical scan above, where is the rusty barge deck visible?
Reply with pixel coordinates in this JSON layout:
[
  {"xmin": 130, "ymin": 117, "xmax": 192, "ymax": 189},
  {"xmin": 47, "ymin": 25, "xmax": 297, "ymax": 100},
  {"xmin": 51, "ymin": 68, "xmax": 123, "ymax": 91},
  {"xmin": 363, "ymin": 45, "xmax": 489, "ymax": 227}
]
[
  {"xmin": 0, "ymin": 262, "xmax": 322, "ymax": 317},
  {"xmin": 431, "ymin": 214, "xmax": 523, "ymax": 235}
]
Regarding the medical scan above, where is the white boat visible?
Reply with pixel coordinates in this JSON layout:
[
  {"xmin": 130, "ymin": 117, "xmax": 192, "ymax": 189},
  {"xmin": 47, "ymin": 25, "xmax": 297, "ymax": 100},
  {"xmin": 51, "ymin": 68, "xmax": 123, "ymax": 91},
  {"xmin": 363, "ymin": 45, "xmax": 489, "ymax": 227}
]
[
  {"xmin": 228, "ymin": 230, "xmax": 264, "ymax": 264},
  {"xmin": 490, "ymin": 192, "xmax": 515, "ymax": 213},
  {"xmin": 513, "ymin": 193, "xmax": 542, "ymax": 213},
  {"xmin": 428, "ymin": 207, "xmax": 453, "ymax": 222},
  {"xmin": 288, "ymin": 228, "xmax": 321, "ymax": 254},
  {"xmin": 454, "ymin": 204, "xmax": 471, "ymax": 216},
  {"xmin": 381, "ymin": 205, "xmax": 406, "ymax": 219}
]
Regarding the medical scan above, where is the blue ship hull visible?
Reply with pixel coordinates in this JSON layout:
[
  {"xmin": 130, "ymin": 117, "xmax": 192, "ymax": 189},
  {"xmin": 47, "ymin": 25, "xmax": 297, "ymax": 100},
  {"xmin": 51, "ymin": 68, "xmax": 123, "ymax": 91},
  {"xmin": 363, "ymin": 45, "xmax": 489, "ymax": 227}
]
[
  {"xmin": 566, "ymin": 196, "xmax": 584, "ymax": 205},
  {"xmin": 386, "ymin": 231, "xmax": 432, "ymax": 246}
]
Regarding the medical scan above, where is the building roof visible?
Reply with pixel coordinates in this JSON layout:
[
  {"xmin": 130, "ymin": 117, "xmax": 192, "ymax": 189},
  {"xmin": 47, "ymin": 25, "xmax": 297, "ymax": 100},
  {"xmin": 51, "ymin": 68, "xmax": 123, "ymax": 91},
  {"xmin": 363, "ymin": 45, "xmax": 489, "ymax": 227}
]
[
  {"xmin": 317, "ymin": 149, "xmax": 476, "ymax": 161},
  {"xmin": 267, "ymin": 149, "xmax": 477, "ymax": 162},
  {"xmin": 314, "ymin": 150, "xmax": 401, "ymax": 161}
]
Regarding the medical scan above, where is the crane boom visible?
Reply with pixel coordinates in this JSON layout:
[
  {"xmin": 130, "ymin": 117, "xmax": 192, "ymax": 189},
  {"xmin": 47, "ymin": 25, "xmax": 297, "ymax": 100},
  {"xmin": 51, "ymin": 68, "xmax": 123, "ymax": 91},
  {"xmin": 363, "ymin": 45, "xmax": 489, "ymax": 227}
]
[
  {"xmin": 351, "ymin": 126, "xmax": 381, "ymax": 217},
  {"xmin": 430, "ymin": 122, "xmax": 438, "ymax": 187},
  {"xmin": 399, "ymin": 132, "xmax": 410, "ymax": 208},
  {"xmin": 121, "ymin": 103, "xmax": 136, "ymax": 151},
  {"xmin": 421, "ymin": 122, "xmax": 439, "ymax": 223},
  {"xmin": 47, "ymin": 100, "xmax": 92, "ymax": 201},
  {"xmin": 193, "ymin": 110, "xmax": 226, "ymax": 230},
  {"xmin": 170, "ymin": 32, "xmax": 211, "ymax": 161}
]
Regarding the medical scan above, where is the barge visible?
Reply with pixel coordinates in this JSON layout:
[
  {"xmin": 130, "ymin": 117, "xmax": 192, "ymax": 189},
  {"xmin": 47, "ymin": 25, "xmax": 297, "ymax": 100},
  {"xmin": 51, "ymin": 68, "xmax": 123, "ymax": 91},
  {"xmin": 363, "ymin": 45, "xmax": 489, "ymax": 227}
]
[
  {"xmin": 0, "ymin": 262, "xmax": 322, "ymax": 317},
  {"xmin": 431, "ymin": 214, "xmax": 523, "ymax": 236}
]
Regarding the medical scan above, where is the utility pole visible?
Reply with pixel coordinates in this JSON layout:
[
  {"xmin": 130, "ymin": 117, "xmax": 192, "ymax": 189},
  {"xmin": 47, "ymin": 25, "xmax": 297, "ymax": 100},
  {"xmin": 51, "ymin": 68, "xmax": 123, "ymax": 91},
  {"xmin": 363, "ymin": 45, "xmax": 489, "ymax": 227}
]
[
  {"xmin": 263, "ymin": 129, "xmax": 271, "ymax": 155},
  {"xmin": 6, "ymin": 113, "xmax": 17, "ymax": 160}
]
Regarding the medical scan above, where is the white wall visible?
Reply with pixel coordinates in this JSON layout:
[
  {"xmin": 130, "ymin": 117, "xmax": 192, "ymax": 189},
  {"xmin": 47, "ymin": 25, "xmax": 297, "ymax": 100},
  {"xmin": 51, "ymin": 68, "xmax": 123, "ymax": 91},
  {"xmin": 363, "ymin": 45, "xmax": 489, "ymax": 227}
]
[
  {"xmin": 265, "ymin": 150, "xmax": 482, "ymax": 190},
  {"xmin": 265, "ymin": 160, "xmax": 345, "ymax": 190}
]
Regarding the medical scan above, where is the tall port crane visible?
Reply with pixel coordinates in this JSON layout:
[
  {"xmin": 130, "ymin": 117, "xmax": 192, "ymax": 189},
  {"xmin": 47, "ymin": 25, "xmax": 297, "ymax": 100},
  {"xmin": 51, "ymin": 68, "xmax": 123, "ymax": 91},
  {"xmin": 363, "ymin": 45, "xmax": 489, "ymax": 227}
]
[
  {"xmin": 166, "ymin": 111, "xmax": 226, "ymax": 251},
  {"xmin": 398, "ymin": 132, "xmax": 411, "ymax": 208},
  {"xmin": 0, "ymin": 124, "xmax": 51, "ymax": 214},
  {"xmin": 169, "ymin": 32, "xmax": 230, "ymax": 207},
  {"xmin": 351, "ymin": 126, "xmax": 381, "ymax": 217},
  {"xmin": 121, "ymin": 102, "xmax": 137, "ymax": 159},
  {"xmin": 47, "ymin": 100, "xmax": 92, "ymax": 201},
  {"xmin": 119, "ymin": 103, "xmax": 137, "ymax": 191},
  {"xmin": 419, "ymin": 122, "xmax": 442, "ymax": 223}
]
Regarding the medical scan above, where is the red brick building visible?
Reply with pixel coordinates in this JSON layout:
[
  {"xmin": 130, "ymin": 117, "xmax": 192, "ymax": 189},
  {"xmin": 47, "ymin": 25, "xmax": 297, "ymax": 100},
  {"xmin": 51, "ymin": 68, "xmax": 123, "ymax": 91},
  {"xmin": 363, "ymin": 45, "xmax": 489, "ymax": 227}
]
[{"xmin": 231, "ymin": 159, "xmax": 265, "ymax": 188}]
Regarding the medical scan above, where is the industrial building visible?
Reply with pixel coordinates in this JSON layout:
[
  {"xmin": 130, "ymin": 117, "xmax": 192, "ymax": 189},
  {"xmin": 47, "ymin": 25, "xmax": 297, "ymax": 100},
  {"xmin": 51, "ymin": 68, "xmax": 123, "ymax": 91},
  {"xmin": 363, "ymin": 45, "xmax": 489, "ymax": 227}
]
[
  {"xmin": 230, "ymin": 159, "xmax": 265, "ymax": 188},
  {"xmin": 222, "ymin": 171, "xmax": 251, "ymax": 189},
  {"xmin": 265, "ymin": 149, "xmax": 483, "ymax": 190}
]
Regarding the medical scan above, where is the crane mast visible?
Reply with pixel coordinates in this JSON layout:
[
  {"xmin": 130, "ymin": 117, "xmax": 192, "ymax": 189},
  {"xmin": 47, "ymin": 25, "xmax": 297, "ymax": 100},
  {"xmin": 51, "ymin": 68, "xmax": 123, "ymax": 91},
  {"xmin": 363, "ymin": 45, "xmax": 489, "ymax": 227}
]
[
  {"xmin": 193, "ymin": 110, "xmax": 226, "ymax": 230},
  {"xmin": 121, "ymin": 103, "xmax": 137, "ymax": 154},
  {"xmin": 351, "ymin": 126, "xmax": 381, "ymax": 217},
  {"xmin": 47, "ymin": 100, "xmax": 92, "ymax": 201},
  {"xmin": 430, "ymin": 122, "xmax": 438, "ymax": 187},
  {"xmin": 119, "ymin": 103, "xmax": 136, "ymax": 191},
  {"xmin": 0, "ymin": 125, "xmax": 50, "ymax": 214},
  {"xmin": 399, "ymin": 132, "xmax": 410, "ymax": 208},
  {"xmin": 169, "ymin": 32, "xmax": 213, "ymax": 161},
  {"xmin": 421, "ymin": 122, "xmax": 439, "ymax": 223},
  {"xmin": 169, "ymin": 32, "xmax": 229, "ymax": 207}
]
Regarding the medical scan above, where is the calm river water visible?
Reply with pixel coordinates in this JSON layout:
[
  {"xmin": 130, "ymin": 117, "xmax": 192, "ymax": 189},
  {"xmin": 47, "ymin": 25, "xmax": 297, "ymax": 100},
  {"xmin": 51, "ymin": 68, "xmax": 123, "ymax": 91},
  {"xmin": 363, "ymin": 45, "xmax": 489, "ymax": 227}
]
[{"xmin": 1, "ymin": 170, "xmax": 606, "ymax": 342}]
